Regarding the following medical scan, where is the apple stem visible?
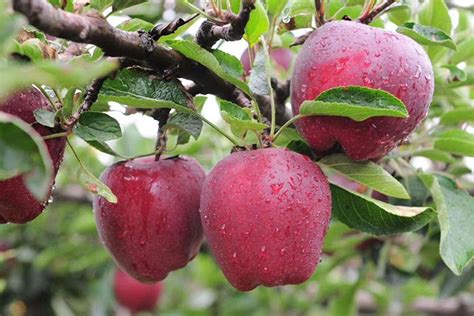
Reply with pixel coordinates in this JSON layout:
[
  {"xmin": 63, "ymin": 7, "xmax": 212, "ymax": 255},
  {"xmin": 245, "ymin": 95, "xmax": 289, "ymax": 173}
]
[
  {"xmin": 359, "ymin": 0, "xmax": 396, "ymax": 24},
  {"xmin": 43, "ymin": 132, "xmax": 68, "ymax": 140},
  {"xmin": 315, "ymin": 0, "xmax": 326, "ymax": 27},
  {"xmin": 260, "ymin": 38, "xmax": 277, "ymax": 138},
  {"xmin": 360, "ymin": 0, "xmax": 377, "ymax": 21},
  {"xmin": 272, "ymin": 114, "xmax": 309, "ymax": 142},
  {"xmin": 198, "ymin": 114, "xmax": 242, "ymax": 146},
  {"xmin": 151, "ymin": 108, "xmax": 170, "ymax": 161}
]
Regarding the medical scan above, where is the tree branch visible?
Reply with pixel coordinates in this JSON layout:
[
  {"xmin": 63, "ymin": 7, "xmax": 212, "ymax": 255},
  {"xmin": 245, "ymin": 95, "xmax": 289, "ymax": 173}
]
[
  {"xmin": 151, "ymin": 108, "xmax": 170, "ymax": 160},
  {"xmin": 64, "ymin": 77, "xmax": 107, "ymax": 128},
  {"xmin": 196, "ymin": 0, "xmax": 256, "ymax": 49},
  {"xmin": 359, "ymin": 0, "xmax": 396, "ymax": 24},
  {"xmin": 13, "ymin": 0, "xmax": 250, "ymax": 107},
  {"xmin": 315, "ymin": 0, "xmax": 325, "ymax": 27},
  {"xmin": 255, "ymin": 79, "xmax": 292, "ymax": 126}
]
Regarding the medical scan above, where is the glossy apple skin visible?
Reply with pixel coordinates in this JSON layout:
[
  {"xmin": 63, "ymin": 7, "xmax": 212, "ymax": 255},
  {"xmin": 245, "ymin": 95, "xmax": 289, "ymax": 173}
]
[
  {"xmin": 94, "ymin": 156, "xmax": 205, "ymax": 283},
  {"xmin": 200, "ymin": 148, "xmax": 332, "ymax": 291},
  {"xmin": 114, "ymin": 268, "xmax": 163, "ymax": 313},
  {"xmin": 0, "ymin": 89, "xmax": 66, "ymax": 224},
  {"xmin": 241, "ymin": 47, "xmax": 292, "ymax": 75},
  {"xmin": 291, "ymin": 21, "xmax": 434, "ymax": 160}
]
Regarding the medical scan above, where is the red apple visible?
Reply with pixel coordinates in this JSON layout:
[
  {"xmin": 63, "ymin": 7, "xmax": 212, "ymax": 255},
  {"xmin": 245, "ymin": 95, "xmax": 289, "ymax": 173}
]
[
  {"xmin": 200, "ymin": 148, "xmax": 332, "ymax": 291},
  {"xmin": 0, "ymin": 88, "xmax": 66, "ymax": 224},
  {"xmin": 241, "ymin": 47, "xmax": 292, "ymax": 75},
  {"xmin": 291, "ymin": 21, "xmax": 434, "ymax": 160},
  {"xmin": 114, "ymin": 268, "xmax": 163, "ymax": 313},
  {"xmin": 94, "ymin": 156, "xmax": 205, "ymax": 283}
]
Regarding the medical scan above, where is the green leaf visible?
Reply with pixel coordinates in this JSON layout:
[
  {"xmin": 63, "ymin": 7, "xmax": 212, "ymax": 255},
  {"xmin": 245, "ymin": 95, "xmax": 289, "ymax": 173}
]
[
  {"xmin": 299, "ymin": 86, "xmax": 408, "ymax": 121},
  {"xmin": 112, "ymin": 0, "xmax": 146, "ymax": 11},
  {"xmin": 212, "ymin": 49, "xmax": 244, "ymax": 79},
  {"xmin": 267, "ymin": 0, "xmax": 289, "ymax": 17},
  {"xmin": 286, "ymin": 140, "xmax": 314, "ymax": 158},
  {"xmin": 86, "ymin": 140, "xmax": 127, "ymax": 159},
  {"xmin": 165, "ymin": 112, "xmax": 203, "ymax": 140},
  {"xmin": 0, "ymin": 112, "xmax": 52, "ymax": 201},
  {"xmin": 418, "ymin": 0, "xmax": 452, "ymax": 35},
  {"xmin": 411, "ymin": 149, "xmax": 455, "ymax": 163},
  {"xmin": 419, "ymin": 174, "xmax": 474, "ymax": 275},
  {"xmin": 0, "ymin": 60, "xmax": 117, "ymax": 98},
  {"xmin": 13, "ymin": 39, "xmax": 45, "ymax": 61},
  {"xmin": 98, "ymin": 68, "xmax": 191, "ymax": 111},
  {"xmin": 194, "ymin": 95, "xmax": 207, "ymax": 112},
  {"xmin": 440, "ymin": 108, "xmax": 474, "ymax": 125},
  {"xmin": 331, "ymin": 184, "xmax": 435, "ymax": 236},
  {"xmin": 89, "ymin": 0, "xmax": 113, "ymax": 11},
  {"xmin": 117, "ymin": 18, "xmax": 154, "ymax": 32},
  {"xmin": 167, "ymin": 40, "xmax": 251, "ymax": 97},
  {"xmin": 450, "ymin": 38, "xmax": 474, "ymax": 65},
  {"xmin": 74, "ymin": 112, "xmax": 122, "ymax": 142},
  {"xmin": 245, "ymin": 0, "xmax": 270, "ymax": 46},
  {"xmin": 218, "ymin": 99, "xmax": 267, "ymax": 137},
  {"xmin": 248, "ymin": 50, "xmax": 270, "ymax": 96},
  {"xmin": 48, "ymin": 0, "xmax": 74, "ymax": 11},
  {"xmin": 0, "ymin": 3, "xmax": 25, "ymax": 58},
  {"xmin": 33, "ymin": 109, "xmax": 56, "ymax": 128},
  {"xmin": 77, "ymin": 166, "xmax": 117, "ymax": 203},
  {"xmin": 396, "ymin": 23, "xmax": 456, "ymax": 51},
  {"xmin": 441, "ymin": 65, "xmax": 467, "ymax": 82},
  {"xmin": 319, "ymin": 154, "xmax": 410, "ymax": 199},
  {"xmin": 434, "ymin": 130, "xmax": 474, "ymax": 157},
  {"xmin": 387, "ymin": 2, "xmax": 412, "ymax": 25}
]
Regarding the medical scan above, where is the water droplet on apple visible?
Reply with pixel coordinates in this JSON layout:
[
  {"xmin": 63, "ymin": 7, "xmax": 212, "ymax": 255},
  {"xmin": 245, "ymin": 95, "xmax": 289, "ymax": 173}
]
[{"xmin": 271, "ymin": 183, "xmax": 284, "ymax": 194}]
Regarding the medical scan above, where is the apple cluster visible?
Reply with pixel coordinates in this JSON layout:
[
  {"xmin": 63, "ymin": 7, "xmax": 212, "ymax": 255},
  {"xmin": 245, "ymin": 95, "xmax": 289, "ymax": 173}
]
[{"xmin": 0, "ymin": 20, "xmax": 434, "ymax": 296}]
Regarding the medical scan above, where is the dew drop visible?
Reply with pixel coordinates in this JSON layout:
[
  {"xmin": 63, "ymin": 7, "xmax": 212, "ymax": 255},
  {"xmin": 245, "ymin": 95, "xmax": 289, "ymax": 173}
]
[{"xmin": 271, "ymin": 183, "xmax": 284, "ymax": 194}]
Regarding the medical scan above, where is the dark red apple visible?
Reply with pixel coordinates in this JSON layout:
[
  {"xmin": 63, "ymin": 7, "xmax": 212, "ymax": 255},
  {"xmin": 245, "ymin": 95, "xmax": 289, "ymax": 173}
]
[
  {"xmin": 0, "ymin": 88, "xmax": 66, "ymax": 224},
  {"xmin": 200, "ymin": 148, "xmax": 332, "ymax": 291},
  {"xmin": 114, "ymin": 268, "xmax": 163, "ymax": 313},
  {"xmin": 291, "ymin": 21, "xmax": 434, "ymax": 160},
  {"xmin": 241, "ymin": 47, "xmax": 292, "ymax": 75},
  {"xmin": 94, "ymin": 156, "xmax": 205, "ymax": 283}
]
